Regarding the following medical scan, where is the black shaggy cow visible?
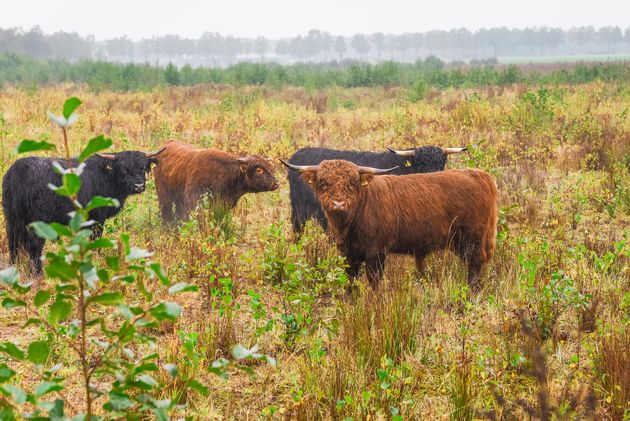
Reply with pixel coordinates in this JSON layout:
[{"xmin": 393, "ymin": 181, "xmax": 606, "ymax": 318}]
[
  {"xmin": 2, "ymin": 150, "xmax": 162, "ymax": 273},
  {"xmin": 287, "ymin": 146, "xmax": 467, "ymax": 232}
]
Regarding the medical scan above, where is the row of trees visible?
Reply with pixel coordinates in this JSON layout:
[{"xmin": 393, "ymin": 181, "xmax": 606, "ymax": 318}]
[
  {"xmin": 2, "ymin": 26, "xmax": 630, "ymax": 66},
  {"xmin": 2, "ymin": 52, "xmax": 629, "ymax": 91}
]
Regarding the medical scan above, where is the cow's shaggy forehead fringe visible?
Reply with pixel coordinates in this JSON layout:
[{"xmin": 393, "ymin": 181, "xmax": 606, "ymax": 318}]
[
  {"xmin": 317, "ymin": 160, "xmax": 360, "ymax": 184},
  {"xmin": 111, "ymin": 151, "xmax": 150, "ymax": 167}
]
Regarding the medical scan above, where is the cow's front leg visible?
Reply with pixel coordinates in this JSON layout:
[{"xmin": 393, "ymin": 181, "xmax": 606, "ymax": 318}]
[
  {"xmin": 346, "ymin": 259, "xmax": 362, "ymax": 279},
  {"xmin": 365, "ymin": 253, "xmax": 386, "ymax": 290},
  {"xmin": 342, "ymin": 258, "xmax": 362, "ymax": 295}
]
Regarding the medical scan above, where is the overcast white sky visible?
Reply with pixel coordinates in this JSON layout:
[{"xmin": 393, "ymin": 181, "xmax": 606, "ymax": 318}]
[{"xmin": 1, "ymin": 0, "xmax": 628, "ymax": 40}]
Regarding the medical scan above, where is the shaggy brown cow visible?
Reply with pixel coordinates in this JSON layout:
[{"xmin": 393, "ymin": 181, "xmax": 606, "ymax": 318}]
[
  {"xmin": 281, "ymin": 159, "xmax": 498, "ymax": 289},
  {"xmin": 154, "ymin": 141, "xmax": 279, "ymax": 223}
]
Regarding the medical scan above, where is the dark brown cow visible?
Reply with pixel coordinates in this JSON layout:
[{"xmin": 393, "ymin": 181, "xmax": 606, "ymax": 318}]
[
  {"xmin": 154, "ymin": 141, "xmax": 279, "ymax": 223},
  {"xmin": 281, "ymin": 159, "xmax": 498, "ymax": 289}
]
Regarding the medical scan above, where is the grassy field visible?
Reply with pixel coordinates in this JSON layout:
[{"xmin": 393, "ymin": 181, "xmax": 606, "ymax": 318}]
[{"xmin": 0, "ymin": 81, "xmax": 628, "ymax": 419}]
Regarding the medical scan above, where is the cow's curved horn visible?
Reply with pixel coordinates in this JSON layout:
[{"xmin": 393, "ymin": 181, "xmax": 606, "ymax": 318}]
[
  {"xmin": 237, "ymin": 156, "xmax": 253, "ymax": 164},
  {"xmin": 387, "ymin": 147, "xmax": 415, "ymax": 157},
  {"xmin": 442, "ymin": 147, "xmax": 468, "ymax": 154},
  {"xmin": 96, "ymin": 153, "xmax": 116, "ymax": 161},
  {"xmin": 279, "ymin": 159, "xmax": 319, "ymax": 173},
  {"xmin": 147, "ymin": 147, "xmax": 166, "ymax": 157},
  {"xmin": 357, "ymin": 165, "xmax": 398, "ymax": 175}
]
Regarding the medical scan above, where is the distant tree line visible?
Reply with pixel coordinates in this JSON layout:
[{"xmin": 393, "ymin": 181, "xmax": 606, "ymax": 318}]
[
  {"xmin": 1, "ymin": 52, "xmax": 629, "ymax": 92},
  {"xmin": 1, "ymin": 26, "xmax": 630, "ymax": 66}
]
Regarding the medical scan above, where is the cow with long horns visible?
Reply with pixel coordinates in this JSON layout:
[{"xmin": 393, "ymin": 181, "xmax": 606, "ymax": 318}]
[
  {"xmin": 281, "ymin": 159, "xmax": 498, "ymax": 290},
  {"xmin": 153, "ymin": 141, "xmax": 279, "ymax": 223},
  {"xmin": 2, "ymin": 149, "xmax": 163, "ymax": 272},
  {"xmin": 286, "ymin": 145, "xmax": 467, "ymax": 233}
]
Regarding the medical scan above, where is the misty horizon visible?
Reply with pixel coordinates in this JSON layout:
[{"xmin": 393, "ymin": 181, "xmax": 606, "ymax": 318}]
[
  {"xmin": 2, "ymin": 0, "xmax": 629, "ymax": 41},
  {"xmin": 2, "ymin": 24, "xmax": 630, "ymax": 44}
]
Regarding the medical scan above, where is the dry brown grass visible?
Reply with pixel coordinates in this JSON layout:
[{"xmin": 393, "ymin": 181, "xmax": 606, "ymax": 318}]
[{"xmin": 0, "ymin": 82, "xmax": 628, "ymax": 418}]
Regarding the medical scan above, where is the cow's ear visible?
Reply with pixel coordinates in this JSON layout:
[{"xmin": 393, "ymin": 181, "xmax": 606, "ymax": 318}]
[
  {"xmin": 359, "ymin": 173, "xmax": 374, "ymax": 187},
  {"xmin": 146, "ymin": 158, "xmax": 159, "ymax": 173},
  {"xmin": 302, "ymin": 171, "xmax": 317, "ymax": 186}
]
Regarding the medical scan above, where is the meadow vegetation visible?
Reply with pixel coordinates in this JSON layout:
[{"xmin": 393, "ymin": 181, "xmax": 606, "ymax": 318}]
[
  {"xmin": 2, "ymin": 52, "xmax": 630, "ymax": 92},
  {"xmin": 0, "ymin": 79, "xmax": 628, "ymax": 419}
]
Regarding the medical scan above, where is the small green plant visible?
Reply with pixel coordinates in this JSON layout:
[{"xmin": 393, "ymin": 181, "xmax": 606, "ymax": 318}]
[
  {"xmin": 0, "ymin": 98, "xmax": 200, "ymax": 419},
  {"xmin": 248, "ymin": 289, "xmax": 274, "ymax": 342},
  {"xmin": 526, "ymin": 270, "xmax": 590, "ymax": 341},
  {"xmin": 261, "ymin": 222, "xmax": 348, "ymax": 349},
  {"xmin": 374, "ymin": 356, "xmax": 417, "ymax": 419}
]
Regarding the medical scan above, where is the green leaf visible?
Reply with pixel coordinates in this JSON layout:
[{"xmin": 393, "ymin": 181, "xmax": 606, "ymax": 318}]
[
  {"xmin": 118, "ymin": 305, "xmax": 133, "ymax": 320},
  {"xmin": 50, "ymin": 223, "xmax": 73, "ymax": 237},
  {"xmin": 106, "ymin": 256, "xmax": 120, "ymax": 271},
  {"xmin": 49, "ymin": 399, "xmax": 64, "ymax": 418},
  {"xmin": 149, "ymin": 302, "xmax": 181, "ymax": 321},
  {"xmin": 85, "ymin": 196, "xmax": 120, "ymax": 212},
  {"xmin": 34, "ymin": 380, "xmax": 63, "ymax": 397},
  {"xmin": 27, "ymin": 341, "xmax": 50, "ymax": 365},
  {"xmin": 149, "ymin": 263, "xmax": 170, "ymax": 286},
  {"xmin": 132, "ymin": 363, "xmax": 159, "ymax": 375},
  {"xmin": 16, "ymin": 140, "xmax": 56, "ymax": 154},
  {"xmin": 107, "ymin": 391, "xmax": 133, "ymax": 411},
  {"xmin": 0, "ymin": 268, "xmax": 19, "ymax": 286},
  {"xmin": 85, "ymin": 238, "xmax": 115, "ymax": 251},
  {"xmin": 2, "ymin": 297, "xmax": 25, "ymax": 309},
  {"xmin": 78, "ymin": 135, "xmax": 113, "ymax": 162},
  {"xmin": 185, "ymin": 379, "xmax": 209, "ymax": 397},
  {"xmin": 121, "ymin": 233, "xmax": 130, "ymax": 255},
  {"xmin": 49, "ymin": 299, "xmax": 72, "ymax": 324},
  {"xmin": 163, "ymin": 363, "xmax": 178, "ymax": 379},
  {"xmin": 168, "ymin": 282, "xmax": 198, "ymax": 294},
  {"xmin": 153, "ymin": 408, "xmax": 168, "ymax": 421},
  {"xmin": 63, "ymin": 173, "xmax": 81, "ymax": 196},
  {"xmin": 136, "ymin": 374, "xmax": 157, "ymax": 389},
  {"xmin": 62, "ymin": 97, "xmax": 82, "ymax": 119},
  {"xmin": 0, "ymin": 384, "xmax": 26, "ymax": 404},
  {"xmin": 208, "ymin": 358, "xmax": 230, "ymax": 380},
  {"xmin": 45, "ymin": 261, "xmax": 76, "ymax": 281},
  {"xmin": 127, "ymin": 247, "xmax": 153, "ymax": 261},
  {"xmin": 232, "ymin": 344, "xmax": 263, "ymax": 360},
  {"xmin": 0, "ymin": 343, "xmax": 24, "ymax": 360},
  {"xmin": 0, "ymin": 364, "xmax": 15, "ymax": 382},
  {"xmin": 68, "ymin": 213, "xmax": 84, "ymax": 233},
  {"xmin": 90, "ymin": 292, "xmax": 123, "ymax": 306},
  {"xmin": 34, "ymin": 290, "xmax": 51, "ymax": 307},
  {"xmin": 23, "ymin": 318, "xmax": 41, "ymax": 328},
  {"xmin": 29, "ymin": 222, "xmax": 58, "ymax": 241},
  {"xmin": 48, "ymin": 183, "xmax": 71, "ymax": 197}
]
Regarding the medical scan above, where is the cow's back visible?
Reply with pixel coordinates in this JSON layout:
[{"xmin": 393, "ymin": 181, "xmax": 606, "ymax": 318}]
[
  {"xmin": 3, "ymin": 157, "xmax": 64, "ymax": 223},
  {"xmin": 350, "ymin": 169, "xmax": 498, "ymax": 254}
]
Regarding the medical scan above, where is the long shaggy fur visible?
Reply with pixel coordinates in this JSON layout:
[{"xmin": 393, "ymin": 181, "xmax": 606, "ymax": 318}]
[
  {"xmin": 298, "ymin": 159, "xmax": 498, "ymax": 289},
  {"xmin": 288, "ymin": 146, "xmax": 452, "ymax": 232},
  {"xmin": 2, "ymin": 152, "xmax": 156, "ymax": 272},
  {"xmin": 153, "ymin": 141, "xmax": 279, "ymax": 223}
]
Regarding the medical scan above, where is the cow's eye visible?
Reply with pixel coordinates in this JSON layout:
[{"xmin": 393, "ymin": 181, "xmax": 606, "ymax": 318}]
[{"xmin": 255, "ymin": 167, "xmax": 264, "ymax": 175}]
